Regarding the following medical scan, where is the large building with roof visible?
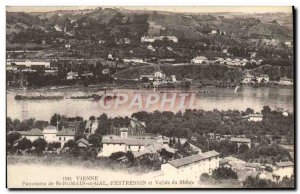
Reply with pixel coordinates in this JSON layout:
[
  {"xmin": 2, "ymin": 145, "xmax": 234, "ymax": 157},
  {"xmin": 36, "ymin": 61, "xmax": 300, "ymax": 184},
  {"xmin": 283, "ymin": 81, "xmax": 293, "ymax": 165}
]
[
  {"xmin": 161, "ymin": 150, "xmax": 219, "ymax": 175},
  {"xmin": 99, "ymin": 128, "xmax": 174, "ymax": 157},
  {"xmin": 230, "ymin": 137, "xmax": 251, "ymax": 148},
  {"xmin": 25, "ymin": 128, "xmax": 44, "ymax": 142},
  {"xmin": 23, "ymin": 125, "xmax": 75, "ymax": 146}
]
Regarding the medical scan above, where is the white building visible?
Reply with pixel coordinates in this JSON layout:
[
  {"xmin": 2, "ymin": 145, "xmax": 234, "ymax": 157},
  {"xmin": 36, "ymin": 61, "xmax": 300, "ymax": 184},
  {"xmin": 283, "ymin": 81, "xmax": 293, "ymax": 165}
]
[
  {"xmin": 273, "ymin": 161, "xmax": 294, "ymax": 181},
  {"xmin": 248, "ymin": 114, "xmax": 263, "ymax": 122},
  {"xmin": 25, "ymin": 128, "xmax": 44, "ymax": 142},
  {"xmin": 279, "ymin": 77, "xmax": 293, "ymax": 85},
  {"xmin": 43, "ymin": 125, "xmax": 58, "ymax": 143},
  {"xmin": 241, "ymin": 73, "xmax": 255, "ymax": 84},
  {"xmin": 191, "ymin": 56, "xmax": 208, "ymax": 64},
  {"xmin": 230, "ymin": 137, "xmax": 251, "ymax": 148},
  {"xmin": 284, "ymin": 41, "xmax": 292, "ymax": 48},
  {"xmin": 99, "ymin": 128, "xmax": 156, "ymax": 157},
  {"xmin": 122, "ymin": 58, "xmax": 144, "ymax": 64},
  {"xmin": 8, "ymin": 60, "xmax": 51, "ymax": 68},
  {"xmin": 256, "ymin": 75, "xmax": 270, "ymax": 83},
  {"xmin": 141, "ymin": 36, "xmax": 178, "ymax": 43},
  {"xmin": 211, "ymin": 30, "xmax": 218, "ymax": 35},
  {"xmin": 66, "ymin": 71, "xmax": 78, "ymax": 80},
  {"xmin": 57, "ymin": 128, "xmax": 75, "ymax": 145},
  {"xmin": 161, "ymin": 150, "xmax": 219, "ymax": 176}
]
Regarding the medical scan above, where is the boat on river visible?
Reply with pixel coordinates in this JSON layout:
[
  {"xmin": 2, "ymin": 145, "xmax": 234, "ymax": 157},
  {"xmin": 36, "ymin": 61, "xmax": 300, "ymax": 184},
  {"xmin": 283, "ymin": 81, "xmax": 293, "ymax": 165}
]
[{"xmin": 15, "ymin": 95, "xmax": 64, "ymax": 100}]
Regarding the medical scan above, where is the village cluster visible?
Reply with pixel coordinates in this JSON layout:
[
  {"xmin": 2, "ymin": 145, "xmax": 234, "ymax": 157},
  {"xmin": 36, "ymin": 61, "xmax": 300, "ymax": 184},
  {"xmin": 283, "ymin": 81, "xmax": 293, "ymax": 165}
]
[{"xmin": 9, "ymin": 111, "xmax": 294, "ymax": 184}]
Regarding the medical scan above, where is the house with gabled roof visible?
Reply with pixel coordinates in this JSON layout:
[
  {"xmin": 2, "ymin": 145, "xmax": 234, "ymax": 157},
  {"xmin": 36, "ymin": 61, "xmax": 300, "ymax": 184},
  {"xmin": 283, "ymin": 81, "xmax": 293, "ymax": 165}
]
[
  {"xmin": 76, "ymin": 138, "xmax": 90, "ymax": 148},
  {"xmin": 230, "ymin": 137, "xmax": 251, "ymax": 148},
  {"xmin": 161, "ymin": 150, "xmax": 219, "ymax": 175},
  {"xmin": 25, "ymin": 128, "xmax": 44, "ymax": 142},
  {"xmin": 43, "ymin": 125, "xmax": 57, "ymax": 143},
  {"xmin": 57, "ymin": 128, "xmax": 75, "ymax": 145},
  {"xmin": 272, "ymin": 161, "xmax": 294, "ymax": 181}
]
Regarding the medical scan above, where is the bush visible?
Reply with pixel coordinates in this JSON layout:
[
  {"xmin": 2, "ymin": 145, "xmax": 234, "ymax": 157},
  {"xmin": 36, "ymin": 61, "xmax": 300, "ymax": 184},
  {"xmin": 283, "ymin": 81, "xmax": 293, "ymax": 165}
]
[
  {"xmin": 17, "ymin": 138, "xmax": 32, "ymax": 150},
  {"xmin": 47, "ymin": 142, "xmax": 61, "ymax": 151},
  {"xmin": 200, "ymin": 173, "xmax": 210, "ymax": 181},
  {"xmin": 212, "ymin": 167, "xmax": 238, "ymax": 180},
  {"xmin": 32, "ymin": 138, "xmax": 47, "ymax": 151},
  {"xmin": 243, "ymin": 176, "xmax": 274, "ymax": 188},
  {"xmin": 7, "ymin": 132, "xmax": 21, "ymax": 146}
]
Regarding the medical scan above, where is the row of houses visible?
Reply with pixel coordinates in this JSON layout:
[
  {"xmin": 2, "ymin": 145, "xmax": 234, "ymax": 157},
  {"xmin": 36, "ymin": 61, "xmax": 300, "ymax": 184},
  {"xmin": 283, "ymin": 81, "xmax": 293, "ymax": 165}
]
[
  {"xmin": 99, "ymin": 126, "xmax": 220, "ymax": 177},
  {"xmin": 141, "ymin": 36, "xmax": 178, "ymax": 43},
  {"xmin": 139, "ymin": 68, "xmax": 178, "ymax": 87},
  {"xmin": 191, "ymin": 56, "xmax": 263, "ymax": 67},
  {"xmin": 219, "ymin": 156, "xmax": 294, "ymax": 182},
  {"xmin": 6, "ymin": 59, "xmax": 55, "ymax": 72},
  {"xmin": 241, "ymin": 73, "xmax": 293, "ymax": 85}
]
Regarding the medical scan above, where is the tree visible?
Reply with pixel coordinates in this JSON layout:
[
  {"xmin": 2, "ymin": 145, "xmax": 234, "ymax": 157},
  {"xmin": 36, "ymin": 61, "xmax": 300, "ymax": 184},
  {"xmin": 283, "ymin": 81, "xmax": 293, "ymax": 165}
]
[
  {"xmin": 6, "ymin": 117, "xmax": 13, "ymax": 132},
  {"xmin": 126, "ymin": 151, "xmax": 134, "ymax": 165},
  {"xmin": 243, "ymin": 176, "xmax": 274, "ymax": 188},
  {"xmin": 64, "ymin": 139, "xmax": 77, "ymax": 149},
  {"xmin": 47, "ymin": 142, "xmax": 61, "ymax": 151},
  {"xmin": 33, "ymin": 120, "xmax": 49, "ymax": 130},
  {"xmin": 239, "ymin": 144, "xmax": 249, "ymax": 154},
  {"xmin": 17, "ymin": 138, "xmax": 32, "ymax": 150},
  {"xmin": 96, "ymin": 114, "xmax": 111, "ymax": 135},
  {"xmin": 245, "ymin": 108, "xmax": 254, "ymax": 115},
  {"xmin": 212, "ymin": 167, "xmax": 238, "ymax": 180},
  {"xmin": 50, "ymin": 113, "xmax": 61, "ymax": 127},
  {"xmin": 262, "ymin": 106, "xmax": 271, "ymax": 115},
  {"xmin": 89, "ymin": 116, "xmax": 96, "ymax": 121},
  {"xmin": 88, "ymin": 134, "xmax": 102, "ymax": 147},
  {"xmin": 32, "ymin": 138, "xmax": 47, "ymax": 152},
  {"xmin": 7, "ymin": 132, "xmax": 21, "ymax": 146},
  {"xmin": 75, "ymin": 121, "xmax": 86, "ymax": 141}
]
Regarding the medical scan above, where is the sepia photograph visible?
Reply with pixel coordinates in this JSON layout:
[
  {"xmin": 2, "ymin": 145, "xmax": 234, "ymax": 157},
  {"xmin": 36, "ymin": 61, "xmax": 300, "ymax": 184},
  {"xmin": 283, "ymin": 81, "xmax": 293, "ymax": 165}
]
[{"xmin": 5, "ymin": 5, "xmax": 295, "ymax": 189}]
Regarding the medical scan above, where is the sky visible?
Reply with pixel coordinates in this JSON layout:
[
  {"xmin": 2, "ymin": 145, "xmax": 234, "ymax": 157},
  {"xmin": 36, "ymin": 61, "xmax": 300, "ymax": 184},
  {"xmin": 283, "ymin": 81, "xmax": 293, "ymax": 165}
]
[{"xmin": 6, "ymin": 6, "xmax": 293, "ymax": 13}]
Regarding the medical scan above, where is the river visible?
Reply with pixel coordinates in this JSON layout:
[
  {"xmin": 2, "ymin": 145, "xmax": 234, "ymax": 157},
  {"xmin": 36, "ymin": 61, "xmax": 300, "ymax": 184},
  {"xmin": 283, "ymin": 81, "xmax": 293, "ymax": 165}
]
[{"xmin": 6, "ymin": 86, "xmax": 293, "ymax": 121}]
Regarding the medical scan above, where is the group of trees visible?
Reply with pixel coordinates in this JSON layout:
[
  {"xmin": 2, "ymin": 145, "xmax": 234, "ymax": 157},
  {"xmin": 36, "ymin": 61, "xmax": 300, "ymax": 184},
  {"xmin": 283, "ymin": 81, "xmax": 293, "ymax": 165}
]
[
  {"xmin": 243, "ymin": 175, "xmax": 294, "ymax": 188},
  {"xmin": 7, "ymin": 133, "xmax": 48, "ymax": 155},
  {"xmin": 131, "ymin": 106, "xmax": 293, "ymax": 141},
  {"xmin": 238, "ymin": 143, "xmax": 290, "ymax": 163}
]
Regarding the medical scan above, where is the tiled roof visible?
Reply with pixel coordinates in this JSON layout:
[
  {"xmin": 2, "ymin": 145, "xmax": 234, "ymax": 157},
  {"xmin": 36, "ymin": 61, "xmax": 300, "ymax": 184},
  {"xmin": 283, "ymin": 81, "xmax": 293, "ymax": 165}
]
[
  {"xmin": 275, "ymin": 161, "xmax": 294, "ymax": 167},
  {"xmin": 132, "ymin": 151, "xmax": 148, "ymax": 158},
  {"xmin": 26, "ymin": 128, "xmax": 43, "ymax": 136},
  {"xmin": 57, "ymin": 128, "xmax": 75, "ymax": 136},
  {"xmin": 230, "ymin": 137, "xmax": 251, "ymax": 143},
  {"xmin": 168, "ymin": 150, "xmax": 219, "ymax": 168},
  {"xmin": 102, "ymin": 138, "xmax": 154, "ymax": 146},
  {"xmin": 76, "ymin": 138, "xmax": 89, "ymax": 146}
]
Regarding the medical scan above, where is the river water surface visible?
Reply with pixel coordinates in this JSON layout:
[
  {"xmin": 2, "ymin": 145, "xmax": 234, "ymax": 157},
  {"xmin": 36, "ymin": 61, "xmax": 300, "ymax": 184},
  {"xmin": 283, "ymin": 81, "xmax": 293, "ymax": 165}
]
[{"xmin": 7, "ymin": 86, "xmax": 293, "ymax": 121}]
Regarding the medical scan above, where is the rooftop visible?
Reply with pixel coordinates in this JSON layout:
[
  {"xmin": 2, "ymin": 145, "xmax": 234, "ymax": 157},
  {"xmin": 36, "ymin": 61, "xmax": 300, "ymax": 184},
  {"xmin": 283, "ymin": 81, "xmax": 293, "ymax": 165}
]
[
  {"xmin": 168, "ymin": 150, "xmax": 219, "ymax": 168},
  {"xmin": 275, "ymin": 161, "xmax": 294, "ymax": 167},
  {"xmin": 26, "ymin": 128, "xmax": 43, "ymax": 136},
  {"xmin": 230, "ymin": 137, "xmax": 251, "ymax": 143},
  {"xmin": 57, "ymin": 128, "xmax": 75, "ymax": 136},
  {"xmin": 193, "ymin": 56, "xmax": 208, "ymax": 60},
  {"xmin": 102, "ymin": 138, "xmax": 154, "ymax": 146},
  {"xmin": 76, "ymin": 138, "xmax": 89, "ymax": 146}
]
